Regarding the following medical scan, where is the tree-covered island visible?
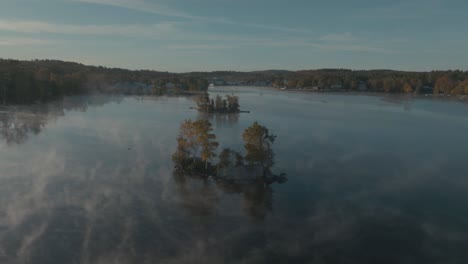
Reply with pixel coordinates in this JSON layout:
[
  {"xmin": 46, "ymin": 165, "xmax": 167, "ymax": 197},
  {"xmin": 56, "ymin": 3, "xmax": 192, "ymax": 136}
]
[
  {"xmin": 195, "ymin": 93, "xmax": 240, "ymax": 113},
  {"xmin": 172, "ymin": 120, "xmax": 286, "ymax": 185}
]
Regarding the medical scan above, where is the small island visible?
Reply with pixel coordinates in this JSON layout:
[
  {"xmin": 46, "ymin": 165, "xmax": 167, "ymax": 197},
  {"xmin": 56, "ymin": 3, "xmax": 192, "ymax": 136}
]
[
  {"xmin": 194, "ymin": 93, "xmax": 241, "ymax": 113},
  {"xmin": 172, "ymin": 119, "xmax": 286, "ymax": 185}
]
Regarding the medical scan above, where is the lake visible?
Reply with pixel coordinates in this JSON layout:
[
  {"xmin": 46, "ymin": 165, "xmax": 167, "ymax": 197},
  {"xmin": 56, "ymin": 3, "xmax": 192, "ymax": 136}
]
[{"xmin": 1, "ymin": 87, "xmax": 468, "ymax": 264}]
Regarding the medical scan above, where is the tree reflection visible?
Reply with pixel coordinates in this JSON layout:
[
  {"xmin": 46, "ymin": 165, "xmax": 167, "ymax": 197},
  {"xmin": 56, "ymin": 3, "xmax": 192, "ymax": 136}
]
[
  {"xmin": 218, "ymin": 178, "xmax": 273, "ymax": 221},
  {"xmin": 0, "ymin": 111, "xmax": 41, "ymax": 145},
  {"xmin": 174, "ymin": 170, "xmax": 281, "ymax": 221},
  {"xmin": 197, "ymin": 112, "xmax": 240, "ymax": 126},
  {"xmin": 173, "ymin": 171, "xmax": 219, "ymax": 217},
  {"xmin": 0, "ymin": 96, "xmax": 123, "ymax": 145}
]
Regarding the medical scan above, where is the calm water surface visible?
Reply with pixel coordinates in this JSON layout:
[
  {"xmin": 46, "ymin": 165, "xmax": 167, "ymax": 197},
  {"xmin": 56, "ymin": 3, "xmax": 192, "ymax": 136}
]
[{"xmin": 1, "ymin": 87, "xmax": 468, "ymax": 264}]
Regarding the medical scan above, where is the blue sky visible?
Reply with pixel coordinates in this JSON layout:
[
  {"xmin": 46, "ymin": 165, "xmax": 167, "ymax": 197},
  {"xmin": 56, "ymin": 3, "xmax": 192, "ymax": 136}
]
[{"xmin": 0, "ymin": 0, "xmax": 467, "ymax": 72}]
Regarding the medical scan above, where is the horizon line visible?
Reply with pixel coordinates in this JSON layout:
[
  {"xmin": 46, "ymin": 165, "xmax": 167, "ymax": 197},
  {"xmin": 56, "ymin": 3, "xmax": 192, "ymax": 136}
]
[{"xmin": 1, "ymin": 57, "xmax": 466, "ymax": 74}]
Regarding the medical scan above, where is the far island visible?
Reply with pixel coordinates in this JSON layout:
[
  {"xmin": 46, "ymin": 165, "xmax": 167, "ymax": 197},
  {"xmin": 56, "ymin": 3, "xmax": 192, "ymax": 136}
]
[{"xmin": 194, "ymin": 93, "xmax": 244, "ymax": 113}]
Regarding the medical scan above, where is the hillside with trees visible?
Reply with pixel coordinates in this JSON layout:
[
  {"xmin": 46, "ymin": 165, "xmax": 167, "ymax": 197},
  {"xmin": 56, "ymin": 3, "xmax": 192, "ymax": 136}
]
[
  {"xmin": 0, "ymin": 59, "xmax": 209, "ymax": 104},
  {"xmin": 2, "ymin": 58, "xmax": 468, "ymax": 105}
]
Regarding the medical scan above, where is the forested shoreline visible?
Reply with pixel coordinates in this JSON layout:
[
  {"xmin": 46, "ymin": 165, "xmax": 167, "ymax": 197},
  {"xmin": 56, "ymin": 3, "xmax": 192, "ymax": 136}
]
[
  {"xmin": 201, "ymin": 69, "xmax": 468, "ymax": 95},
  {"xmin": 1, "ymin": 58, "xmax": 468, "ymax": 105},
  {"xmin": 0, "ymin": 59, "xmax": 209, "ymax": 104}
]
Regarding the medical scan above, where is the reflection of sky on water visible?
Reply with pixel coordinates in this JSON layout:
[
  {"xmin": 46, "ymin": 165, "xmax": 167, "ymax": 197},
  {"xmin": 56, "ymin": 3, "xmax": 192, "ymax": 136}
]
[{"xmin": 1, "ymin": 88, "xmax": 468, "ymax": 263}]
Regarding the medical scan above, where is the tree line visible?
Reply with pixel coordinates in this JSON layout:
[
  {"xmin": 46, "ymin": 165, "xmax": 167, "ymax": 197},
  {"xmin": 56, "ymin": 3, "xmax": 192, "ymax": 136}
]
[
  {"xmin": 198, "ymin": 69, "xmax": 468, "ymax": 95},
  {"xmin": 278, "ymin": 69, "xmax": 468, "ymax": 95},
  {"xmin": 0, "ymin": 59, "xmax": 209, "ymax": 104},
  {"xmin": 3, "ymin": 58, "xmax": 468, "ymax": 105}
]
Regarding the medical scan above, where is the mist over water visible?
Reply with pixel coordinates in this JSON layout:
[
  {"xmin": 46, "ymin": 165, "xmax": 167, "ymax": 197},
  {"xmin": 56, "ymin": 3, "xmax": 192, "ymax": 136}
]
[{"xmin": 1, "ymin": 87, "xmax": 468, "ymax": 263}]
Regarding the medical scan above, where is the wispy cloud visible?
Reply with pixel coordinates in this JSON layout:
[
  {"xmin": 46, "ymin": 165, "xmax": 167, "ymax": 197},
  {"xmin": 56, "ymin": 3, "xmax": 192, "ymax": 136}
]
[
  {"xmin": 0, "ymin": 37, "xmax": 56, "ymax": 46},
  {"xmin": 390, "ymin": 38, "xmax": 410, "ymax": 43},
  {"xmin": 165, "ymin": 38, "xmax": 392, "ymax": 54},
  {"xmin": 166, "ymin": 44, "xmax": 234, "ymax": 51},
  {"xmin": 71, "ymin": 0, "xmax": 312, "ymax": 34},
  {"xmin": 319, "ymin": 43, "xmax": 393, "ymax": 53},
  {"xmin": 0, "ymin": 19, "xmax": 177, "ymax": 37},
  {"xmin": 0, "ymin": 19, "xmax": 309, "ymax": 47},
  {"xmin": 224, "ymin": 20, "xmax": 312, "ymax": 34},
  {"xmin": 72, "ymin": 0, "xmax": 214, "ymax": 20},
  {"xmin": 353, "ymin": 0, "xmax": 444, "ymax": 20},
  {"xmin": 320, "ymin": 32, "xmax": 357, "ymax": 42},
  {"xmin": 0, "ymin": 17, "xmax": 392, "ymax": 54}
]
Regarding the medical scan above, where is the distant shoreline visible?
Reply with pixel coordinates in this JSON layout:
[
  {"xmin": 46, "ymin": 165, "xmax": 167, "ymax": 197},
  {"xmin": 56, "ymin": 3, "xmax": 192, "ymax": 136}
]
[
  {"xmin": 278, "ymin": 88, "xmax": 467, "ymax": 98},
  {"xmin": 1, "ymin": 58, "xmax": 467, "ymax": 105},
  {"xmin": 209, "ymin": 85, "xmax": 468, "ymax": 103}
]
